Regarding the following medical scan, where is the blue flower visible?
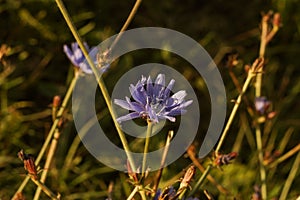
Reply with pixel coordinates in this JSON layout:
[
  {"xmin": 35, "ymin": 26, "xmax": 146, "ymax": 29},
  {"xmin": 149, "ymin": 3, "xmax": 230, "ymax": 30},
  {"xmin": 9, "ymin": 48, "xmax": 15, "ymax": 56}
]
[
  {"xmin": 254, "ymin": 96, "xmax": 270, "ymax": 115},
  {"xmin": 154, "ymin": 186, "xmax": 176, "ymax": 200},
  {"xmin": 153, "ymin": 186, "xmax": 199, "ymax": 200},
  {"xmin": 114, "ymin": 74, "xmax": 193, "ymax": 124},
  {"xmin": 63, "ymin": 42, "xmax": 93, "ymax": 74}
]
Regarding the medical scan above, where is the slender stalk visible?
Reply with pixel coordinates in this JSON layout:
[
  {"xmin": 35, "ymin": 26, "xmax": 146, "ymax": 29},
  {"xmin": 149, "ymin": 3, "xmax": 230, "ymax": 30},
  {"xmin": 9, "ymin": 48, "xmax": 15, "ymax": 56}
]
[
  {"xmin": 255, "ymin": 126, "xmax": 267, "ymax": 200},
  {"xmin": 142, "ymin": 121, "xmax": 153, "ymax": 176},
  {"xmin": 153, "ymin": 130, "xmax": 173, "ymax": 193},
  {"xmin": 189, "ymin": 165, "xmax": 213, "ymax": 196},
  {"xmin": 110, "ymin": 0, "xmax": 142, "ymax": 51},
  {"xmin": 31, "ymin": 178, "xmax": 60, "ymax": 200},
  {"xmin": 178, "ymin": 188, "xmax": 187, "ymax": 200},
  {"xmin": 255, "ymin": 14, "xmax": 268, "ymax": 97},
  {"xmin": 139, "ymin": 190, "xmax": 147, "ymax": 200},
  {"xmin": 215, "ymin": 68, "xmax": 256, "ymax": 154},
  {"xmin": 186, "ymin": 146, "xmax": 229, "ymax": 194},
  {"xmin": 189, "ymin": 59, "xmax": 262, "ymax": 196},
  {"xmin": 127, "ymin": 185, "xmax": 139, "ymax": 200},
  {"xmin": 33, "ymin": 130, "xmax": 61, "ymax": 200},
  {"xmin": 279, "ymin": 151, "xmax": 300, "ymax": 200},
  {"xmin": 126, "ymin": 185, "xmax": 146, "ymax": 200},
  {"xmin": 254, "ymin": 13, "xmax": 278, "ymax": 199},
  {"xmin": 12, "ymin": 75, "xmax": 78, "ymax": 199},
  {"xmin": 55, "ymin": 0, "xmax": 136, "ymax": 172},
  {"xmin": 269, "ymin": 143, "xmax": 300, "ymax": 168}
]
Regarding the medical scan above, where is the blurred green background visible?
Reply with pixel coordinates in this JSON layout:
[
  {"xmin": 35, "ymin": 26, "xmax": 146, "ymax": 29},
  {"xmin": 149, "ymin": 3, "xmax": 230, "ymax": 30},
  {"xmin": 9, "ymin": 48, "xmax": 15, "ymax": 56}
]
[{"xmin": 1, "ymin": 0, "xmax": 299, "ymax": 199}]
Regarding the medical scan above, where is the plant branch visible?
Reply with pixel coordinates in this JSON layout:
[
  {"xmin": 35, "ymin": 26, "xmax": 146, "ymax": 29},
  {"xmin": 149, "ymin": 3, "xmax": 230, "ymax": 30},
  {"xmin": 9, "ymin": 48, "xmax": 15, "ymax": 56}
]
[
  {"xmin": 55, "ymin": 0, "xmax": 136, "ymax": 172},
  {"xmin": 142, "ymin": 121, "xmax": 153, "ymax": 176},
  {"xmin": 153, "ymin": 130, "xmax": 173, "ymax": 193},
  {"xmin": 12, "ymin": 75, "xmax": 78, "ymax": 199},
  {"xmin": 33, "ymin": 129, "xmax": 61, "ymax": 200},
  {"xmin": 110, "ymin": 0, "xmax": 142, "ymax": 51}
]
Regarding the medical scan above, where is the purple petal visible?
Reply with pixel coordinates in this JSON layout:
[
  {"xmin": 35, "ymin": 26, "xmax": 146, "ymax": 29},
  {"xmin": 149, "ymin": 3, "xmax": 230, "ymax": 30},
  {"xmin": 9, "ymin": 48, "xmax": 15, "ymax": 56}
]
[
  {"xmin": 117, "ymin": 112, "xmax": 140, "ymax": 123},
  {"xmin": 160, "ymin": 115, "xmax": 176, "ymax": 122},
  {"xmin": 164, "ymin": 79, "xmax": 175, "ymax": 97},
  {"xmin": 114, "ymin": 99, "xmax": 132, "ymax": 110},
  {"xmin": 153, "ymin": 74, "xmax": 165, "ymax": 97},
  {"xmin": 146, "ymin": 76, "xmax": 154, "ymax": 96},
  {"xmin": 171, "ymin": 90, "xmax": 187, "ymax": 102},
  {"xmin": 130, "ymin": 84, "xmax": 147, "ymax": 105},
  {"xmin": 146, "ymin": 104, "xmax": 158, "ymax": 123}
]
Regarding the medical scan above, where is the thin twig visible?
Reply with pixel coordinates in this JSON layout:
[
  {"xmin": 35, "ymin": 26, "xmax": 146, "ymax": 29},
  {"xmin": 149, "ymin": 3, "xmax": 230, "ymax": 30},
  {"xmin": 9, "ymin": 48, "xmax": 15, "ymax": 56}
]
[
  {"xmin": 55, "ymin": 0, "xmax": 137, "ymax": 172},
  {"xmin": 279, "ymin": 151, "xmax": 300, "ymax": 200},
  {"xmin": 33, "ymin": 129, "xmax": 61, "ymax": 200},
  {"xmin": 142, "ymin": 121, "xmax": 153, "ymax": 177},
  {"xmin": 127, "ymin": 185, "xmax": 139, "ymax": 200},
  {"xmin": 109, "ymin": 0, "xmax": 142, "ymax": 51},
  {"xmin": 215, "ymin": 59, "xmax": 262, "ymax": 154},
  {"xmin": 189, "ymin": 164, "xmax": 213, "ymax": 196},
  {"xmin": 255, "ymin": 126, "xmax": 267, "ymax": 200},
  {"xmin": 254, "ymin": 12, "xmax": 280, "ymax": 200},
  {"xmin": 12, "ymin": 75, "xmax": 78, "ymax": 199},
  {"xmin": 268, "ymin": 143, "xmax": 300, "ymax": 168},
  {"xmin": 186, "ymin": 146, "xmax": 230, "ymax": 195},
  {"xmin": 31, "ymin": 177, "xmax": 60, "ymax": 200},
  {"xmin": 153, "ymin": 130, "xmax": 174, "ymax": 193},
  {"xmin": 189, "ymin": 59, "xmax": 262, "ymax": 196}
]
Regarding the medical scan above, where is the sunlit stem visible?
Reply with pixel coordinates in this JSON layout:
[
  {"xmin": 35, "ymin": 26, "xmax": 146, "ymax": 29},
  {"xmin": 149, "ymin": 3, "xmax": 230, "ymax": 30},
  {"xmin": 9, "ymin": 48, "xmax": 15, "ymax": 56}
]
[
  {"xmin": 31, "ymin": 178, "xmax": 60, "ymax": 200},
  {"xmin": 54, "ymin": 0, "xmax": 136, "ymax": 172},
  {"xmin": 215, "ymin": 70, "xmax": 256, "ymax": 154},
  {"xmin": 33, "ymin": 129, "xmax": 61, "ymax": 200},
  {"xmin": 142, "ymin": 120, "xmax": 153, "ymax": 176},
  {"xmin": 190, "ymin": 65, "xmax": 258, "ymax": 196},
  {"xmin": 153, "ymin": 130, "xmax": 173, "ymax": 193},
  {"xmin": 110, "ymin": 0, "xmax": 142, "ymax": 51},
  {"xmin": 12, "ymin": 75, "xmax": 78, "ymax": 199},
  {"xmin": 255, "ymin": 125, "xmax": 267, "ymax": 200},
  {"xmin": 127, "ymin": 185, "xmax": 139, "ymax": 200},
  {"xmin": 279, "ymin": 151, "xmax": 300, "ymax": 200},
  {"xmin": 189, "ymin": 164, "xmax": 212, "ymax": 196}
]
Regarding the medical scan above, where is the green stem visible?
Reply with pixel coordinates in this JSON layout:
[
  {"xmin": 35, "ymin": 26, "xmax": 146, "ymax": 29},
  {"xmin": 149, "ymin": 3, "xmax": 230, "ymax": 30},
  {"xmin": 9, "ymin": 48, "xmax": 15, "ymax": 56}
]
[
  {"xmin": 127, "ymin": 185, "xmax": 139, "ymax": 200},
  {"xmin": 110, "ymin": 0, "xmax": 142, "ymax": 51},
  {"xmin": 12, "ymin": 75, "xmax": 78, "ymax": 199},
  {"xmin": 215, "ymin": 71, "xmax": 255, "ymax": 154},
  {"xmin": 190, "ymin": 66, "xmax": 257, "ymax": 196},
  {"xmin": 55, "ymin": 0, "xmax": 136, "ymax": 172},
  {"xmin": 33, "ymin": 130, "xmax": 61, "ymax": 200},
  {"xmin": 255, "ymin": 126, "xmax": 267, "ymax": 200},
  {"xmin": 253, "ymin": 14, "xmax": 271, "ymax": 200},
  {"xmin": 142, "ymin": 121, "xmax": 153, "ymax": 176},
  {"xmin": 153, "ymin": 130, "xmax": 173, "ymax": 193},
  {"xmin": 31, "ymin": 178, "xmax": 60, "ymax": 200},
  {"xmin": 189, "ymin": 165, "xmax": 212, "ymax": 196},
  {"xmin": 279, "ymin": 151, "xmax": 300, "ymax": 200}
]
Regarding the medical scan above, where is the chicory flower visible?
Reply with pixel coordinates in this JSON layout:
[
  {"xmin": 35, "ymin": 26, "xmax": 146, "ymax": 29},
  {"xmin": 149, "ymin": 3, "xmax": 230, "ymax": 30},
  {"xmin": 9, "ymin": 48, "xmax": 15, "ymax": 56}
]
[
  {"xmin": 63, "ymin": 42, "xmax": 96, "ymax": 74},
  {"xmin": 114, "ymin": 74, "xmax": 193, "ymax": 124}
]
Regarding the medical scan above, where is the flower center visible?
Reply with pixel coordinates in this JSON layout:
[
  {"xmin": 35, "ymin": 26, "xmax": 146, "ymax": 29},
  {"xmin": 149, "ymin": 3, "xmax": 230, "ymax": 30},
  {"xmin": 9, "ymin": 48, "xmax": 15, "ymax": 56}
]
[{"xmin": 149, "ymin": 97, "xmax": 165, "ymax": 113}]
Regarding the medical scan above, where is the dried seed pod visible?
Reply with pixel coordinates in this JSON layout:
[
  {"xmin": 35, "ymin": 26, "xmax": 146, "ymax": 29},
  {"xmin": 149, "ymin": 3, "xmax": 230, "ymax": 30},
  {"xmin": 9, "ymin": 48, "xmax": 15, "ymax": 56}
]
[
  {"xmin": 52, "ymin": 95, "xmax": 61, "ymax": 122},
  {"xmin": 18, "ymin": 149, "xmax": 38, "ymax": 180},
  {"xmin": 272, "ymin": 13, "xmax": 281, "ymax": 27},
  {"xmin": 179, "ymin": 165, "xmax": 196, "ymax": 190}
]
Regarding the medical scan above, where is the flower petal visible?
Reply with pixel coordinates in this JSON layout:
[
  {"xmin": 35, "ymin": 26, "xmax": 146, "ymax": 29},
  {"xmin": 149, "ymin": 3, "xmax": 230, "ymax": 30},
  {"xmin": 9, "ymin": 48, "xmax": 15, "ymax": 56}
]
[
  {"xmin": 114, "ymin": 99, "xmax": 132, "ymax": 110},
  {"xmin": 164, "ymin": 79, "xmax": 175, "ymax": 98},
  {"xmin": 116, "ymin": 112, "xmax": 140, "ymax": 123}
]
